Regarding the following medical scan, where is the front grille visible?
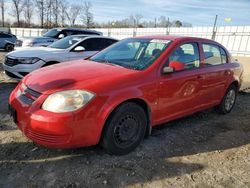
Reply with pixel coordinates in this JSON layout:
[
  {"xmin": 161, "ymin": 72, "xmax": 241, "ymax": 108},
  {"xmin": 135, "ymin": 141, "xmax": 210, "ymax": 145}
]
[
  {"xmin": 25, "ymin": 87, "xmax": 41, "ymax": 98},
  {"xmin": 4, "ymin": 57, "xmax": 19, "ymax": 67},
  {"xmin": 18, "ymin": 86, "xmax": 42, "ymax": 105},
  {"xmin": 25, "ymin": 127, "xmax": 70, "ymax": 144},
  {"xmin": 19, "ymin": 94, "xmax": 34, "ymax": 105}
]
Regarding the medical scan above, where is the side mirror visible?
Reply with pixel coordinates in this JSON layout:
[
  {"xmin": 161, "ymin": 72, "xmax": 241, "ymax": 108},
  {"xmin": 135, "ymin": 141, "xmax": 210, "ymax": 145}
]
[
  {"xmin": 74, "ymin": 46, "xmax": 85, "ymax": 52},
  {"xmin": 169, "ymin": 61, "xmax": 185, "ymax": 71},
  {"xmin": 58, "ymin": 34, "xmax": 65, "ymax": 39},
  {"xmin": 162, "ymin": 66, "xmax": 174, "ymax": 74}
]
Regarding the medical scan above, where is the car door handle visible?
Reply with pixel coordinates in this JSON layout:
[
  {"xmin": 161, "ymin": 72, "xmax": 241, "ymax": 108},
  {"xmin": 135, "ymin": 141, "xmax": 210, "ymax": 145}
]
[
  {"xmin": 224, "ymin": 70, "xmax": 231, "ymax": 76},
  {"xmin": 197, "ymin": 75, "xmax": 204, "ymax": 79}
]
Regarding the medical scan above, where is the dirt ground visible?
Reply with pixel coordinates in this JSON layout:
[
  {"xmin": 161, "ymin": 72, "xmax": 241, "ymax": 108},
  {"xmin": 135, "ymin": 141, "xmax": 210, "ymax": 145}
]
[{"xmin": 0, "ymin": 51, "xmax": 250, "ymax": 188}]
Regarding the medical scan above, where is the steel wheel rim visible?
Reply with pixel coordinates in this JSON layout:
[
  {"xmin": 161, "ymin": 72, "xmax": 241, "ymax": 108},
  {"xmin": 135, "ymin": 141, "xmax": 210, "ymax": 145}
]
[
  {"xmin": 113, "ymin": 114, "xmax": 140, "ymax": 148},
  {"xmin": 225, "ymin": 89, "xmax": 236, "ymax": 111},
  {"xmin": 6, "ymin": 45, "xmax": 13, "ymax": 51}
]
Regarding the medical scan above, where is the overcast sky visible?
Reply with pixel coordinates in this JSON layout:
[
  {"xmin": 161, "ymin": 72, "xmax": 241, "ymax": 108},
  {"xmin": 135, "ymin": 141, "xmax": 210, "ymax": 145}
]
[{"xmin": 4, "ymin": 0, "xmax": 250, "ymax": 26}]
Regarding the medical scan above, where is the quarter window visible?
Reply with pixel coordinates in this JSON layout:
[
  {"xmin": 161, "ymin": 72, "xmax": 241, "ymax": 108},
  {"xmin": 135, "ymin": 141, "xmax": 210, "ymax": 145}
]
[
  {"xmin": 202, "ymin": 44, "xmax": 227, "ymax": 66},
  {"xmin": 220, "ymin": 47, "xmax": 228, "ymax": 64},
  {"xmin": 168, "ymin": 43, "xmax": 200, "ymax": 71}
]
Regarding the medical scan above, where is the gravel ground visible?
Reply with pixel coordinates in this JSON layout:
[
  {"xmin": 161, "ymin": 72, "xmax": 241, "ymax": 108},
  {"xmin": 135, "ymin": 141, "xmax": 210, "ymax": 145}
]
[{"xmin": 0, "ymin": 51, "xmax": 250, "ymax": 188}]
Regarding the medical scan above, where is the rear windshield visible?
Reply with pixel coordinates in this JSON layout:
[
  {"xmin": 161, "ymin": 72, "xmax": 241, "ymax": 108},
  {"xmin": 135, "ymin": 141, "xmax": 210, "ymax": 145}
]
[{"xmin": 43, "ymin": 29, "xmax": 61, "ymax": 38}]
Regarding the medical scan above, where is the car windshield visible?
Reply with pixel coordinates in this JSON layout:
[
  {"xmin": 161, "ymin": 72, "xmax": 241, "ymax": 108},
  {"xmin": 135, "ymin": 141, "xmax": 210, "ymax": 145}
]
[
  {"xmin": 43, "ymin": 29, "xmax": 61, "ymax": 38},
  {"xmin": 90, "ymin": 38, "xmax": 171, "ymax": 70},
  {"xmin": 48, "ymin": 36, "xmax": 86, "ymax": 49}
]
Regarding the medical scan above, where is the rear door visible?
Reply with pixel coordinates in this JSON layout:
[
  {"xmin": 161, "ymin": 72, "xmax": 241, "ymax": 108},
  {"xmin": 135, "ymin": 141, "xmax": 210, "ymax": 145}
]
[
  {"xmin": 0, "ymin": 33, "xmax": 5, "ymax": 47},
  {"xmin": 200, "ymin": 43, "xmax": 231, "ymax": 105},
  {"xmin": 0, "ymin": 33, "xmax": 13, "ymax": 47},
  {"xmin": 157, "ymin": 42, "xmax": 204, "ymax": 122}
]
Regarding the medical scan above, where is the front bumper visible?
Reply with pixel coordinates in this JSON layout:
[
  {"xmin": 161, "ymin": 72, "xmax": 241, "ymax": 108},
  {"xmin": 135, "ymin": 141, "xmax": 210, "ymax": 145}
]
[
  {"xmin": 9, "ymin": 84, "xmax": 106, "ymax": 148},
  {"xmin": 3, "ymin": 60, "xmax": 46, "ymax": 79}
]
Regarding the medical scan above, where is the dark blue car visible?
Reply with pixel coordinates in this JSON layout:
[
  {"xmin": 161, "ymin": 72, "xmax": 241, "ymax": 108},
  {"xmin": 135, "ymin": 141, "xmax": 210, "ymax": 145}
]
[{"xmin": 0, "ymin": 32, "xmax": 17, "ymax": 51}]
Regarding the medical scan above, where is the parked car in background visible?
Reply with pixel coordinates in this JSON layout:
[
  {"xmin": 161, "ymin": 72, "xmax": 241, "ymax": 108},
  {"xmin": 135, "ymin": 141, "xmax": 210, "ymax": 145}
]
[
  {"xmin": 0, "ymin": 32, "xmax": 17, "ymax": 51},
  {"xmin": 15, "ymin": 28, "xmax": 102, "ymax": 47},
  {"xmin": 9, "ymin": 36, "xmax": 243, "ymax": 155},
  {"xmin": 0, "ymin": 27, "xmax": 12, "ymax": 33},
  {"xmin": 3, "ymin": 35, "xmax": 117, "ymax": 79}
]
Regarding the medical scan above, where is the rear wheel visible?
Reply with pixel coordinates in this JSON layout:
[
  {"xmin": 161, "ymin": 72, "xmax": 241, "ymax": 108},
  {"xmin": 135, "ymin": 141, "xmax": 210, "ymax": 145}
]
[
  {"xmin": 216, "ymin": 85, "xmax": 237, "ymax": 114},
  {"xmin": 101, "ymin": 102, "xmax": 147, "ymax": 155},
  {"xmin": 5, "ymin": 44, "xmax": 14, "ymax": 52}
]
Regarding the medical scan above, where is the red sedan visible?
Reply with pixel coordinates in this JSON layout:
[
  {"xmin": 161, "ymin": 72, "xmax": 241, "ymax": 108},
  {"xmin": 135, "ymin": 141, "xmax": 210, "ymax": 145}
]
[{"xmin": 9, "ymin": 36, "xmax": 243, "ymax": 155}]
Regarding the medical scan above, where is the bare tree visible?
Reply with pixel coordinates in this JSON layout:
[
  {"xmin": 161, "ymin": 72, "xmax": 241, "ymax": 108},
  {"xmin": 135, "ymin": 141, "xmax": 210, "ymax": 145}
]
[
  {"xmin": 59, "ymin": 0, "xmax": 67, "ymax": 27},
  {"xmin": 0, "ymin": 0, "xmax": 5, "ymax": 27},
  {"xmin": 23, "ymin": 0, "xmax": 33, "ymax": 27},
  {"xmin": 11, "ymin": 0, "xmax": 24, "ymax": 27},
  {"xmin": 81, "ymin": 1, "xmax": 94, "ymax": 28},
  {"xmin": 128, "ymin": 14, "xmax": 143, "ymax": 27},
  {"xmin": 66, "ymin": 3, "xmax": 81, "ymax": 26},
  {"xmin": 52, "ymin": 0, "xmax": 59, "ymax": 26},
  {"xmin": 35, "ymin": 0, "xmax": 45, "ymax": 28},
  {"xmin": 134, "ymin": 14, "xmax": 143, "ymax": 27},
  {"xmin": 158, "ymin": 16, "xmax": 172, "ymax": 28},
  {"xmin": 45, "ymin": 0, "xmax": 53, "ymax": 28}
]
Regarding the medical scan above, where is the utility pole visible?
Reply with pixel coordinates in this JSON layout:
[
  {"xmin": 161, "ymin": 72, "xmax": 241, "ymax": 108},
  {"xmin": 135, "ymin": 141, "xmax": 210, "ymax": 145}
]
[
  {"xmin": 154, "ymin": 17, "xmax": 157, "ymax": 28},
  {"xmin": 167, "ymin": 17, "xmax": 170, "ymax": 35},
  {"xmin": 0, "ymin": 0, "xmax": 4, "ymax": 27},
  {"xmin": 212, "ymin": 15, "xmax": 218, "ymax": 40}
]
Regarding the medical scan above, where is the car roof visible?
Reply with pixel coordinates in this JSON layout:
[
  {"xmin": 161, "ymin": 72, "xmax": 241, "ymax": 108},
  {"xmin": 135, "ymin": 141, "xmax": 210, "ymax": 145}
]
[
  {"xmin": 134, "ymin": 35, "xmax": 217, "ymax": 43},
  {"xmin": 0, "ymin": 31, "xmax": 15, "ymax": 36},
  {"xmin": 54, "ymin": 28, "xmax": 102, "ymax": 34}
]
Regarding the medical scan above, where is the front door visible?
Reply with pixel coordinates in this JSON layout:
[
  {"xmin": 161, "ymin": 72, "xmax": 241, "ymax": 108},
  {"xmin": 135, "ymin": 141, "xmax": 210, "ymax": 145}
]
[{"xmin": 157, "ymin": 42, "xmax": 204, "ymax": 122}]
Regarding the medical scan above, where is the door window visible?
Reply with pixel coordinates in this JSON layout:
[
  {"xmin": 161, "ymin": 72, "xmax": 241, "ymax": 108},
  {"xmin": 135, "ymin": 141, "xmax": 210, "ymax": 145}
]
[
  {"xmin": 168, "ymin": 43, "xmax": 200, "ymax": 71},
  {"xmin": 202, "ymin": 44, "xmax": 227, "ymax": 66},
  {"xmin": 220, "ymin": 47, "xmax": 228, "ymax": 64},
  {"xmin": 77, "ymin": 38, "xmax": 103, "ymax": 51},
  {"xmin": 0, "ymin": 33, "xmax": 11, "ymax": 38}
]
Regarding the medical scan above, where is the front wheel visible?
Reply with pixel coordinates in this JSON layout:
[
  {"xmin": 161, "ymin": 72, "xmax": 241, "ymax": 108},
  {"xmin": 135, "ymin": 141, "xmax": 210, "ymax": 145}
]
[
  {"xmin": 216, "ymin": 85, "xmax": 237, "ymax": 114},
  {"xmin": 101, "ymin": 103, "xmax": 147, "ymax": 155},
  {"xmin": 5, "ymin": 44, "xmax": 14, "ymax": 52}
]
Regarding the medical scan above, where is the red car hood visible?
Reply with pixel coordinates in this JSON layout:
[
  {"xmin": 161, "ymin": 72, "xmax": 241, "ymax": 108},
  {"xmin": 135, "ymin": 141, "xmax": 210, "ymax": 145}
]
[{"xmin": 23, "ymin": 60, "xmax": 137, "ymax": 94}]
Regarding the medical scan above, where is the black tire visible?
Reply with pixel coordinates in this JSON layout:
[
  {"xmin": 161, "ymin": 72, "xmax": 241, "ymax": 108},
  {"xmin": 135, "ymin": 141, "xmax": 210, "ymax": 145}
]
[
  {"xmin": 5, "ymin": 44, "xmax": 14, "ymax": 52},
  {"xmin": 101, "ymin": 102, "xmax": 147, "ymax": 155},
  {"xmin": 216, "ymin": 85, "xmax": 238, "ymax": 114}
]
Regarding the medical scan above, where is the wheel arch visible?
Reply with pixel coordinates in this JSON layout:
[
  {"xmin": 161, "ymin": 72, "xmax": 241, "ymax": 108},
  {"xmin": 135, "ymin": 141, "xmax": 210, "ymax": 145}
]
[
  {"xmin": 4, "ymin": 42, "xmax": 14, "ymax": 50},
  {"xmin": 42, "ymin": 61, "xmax": 60, "ymax": 67},
  {"xmin": 99, "ymin": 98, "xmax": 152, "ymax": 144},
  {"xmin": 230, "ymin": 80, "xmax": 239, "ymax": 91}
]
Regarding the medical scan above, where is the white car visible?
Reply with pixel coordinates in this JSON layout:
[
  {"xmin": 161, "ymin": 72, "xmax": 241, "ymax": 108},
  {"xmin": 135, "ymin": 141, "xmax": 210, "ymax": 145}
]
[
  {"xmin": 15, "ymin": 28, "xmax": 102, "ymax": 47},
  {"xmin": 3, "ymin": 35, "xmax": 118, "ymax": 79}
]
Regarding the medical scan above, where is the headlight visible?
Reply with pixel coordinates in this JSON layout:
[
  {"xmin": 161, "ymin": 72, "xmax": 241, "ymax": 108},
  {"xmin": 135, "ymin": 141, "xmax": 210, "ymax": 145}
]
[
  {"xmin": 23, "ymin": 40, "xmax": 37, "ymax": 47},
  {"xmin": 42, "ymin": 90, "xmax": 95, "ymax": 113},
  {"xmin": 17, "ymin": 57, "xmax": 41, "ymax": 64}
]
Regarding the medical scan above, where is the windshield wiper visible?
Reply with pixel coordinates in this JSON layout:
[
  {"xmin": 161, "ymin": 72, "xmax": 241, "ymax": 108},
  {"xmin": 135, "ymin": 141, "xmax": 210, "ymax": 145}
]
[{"xmin": 97, "ymin": 59, "xmax": 124, "ymax": 68}]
